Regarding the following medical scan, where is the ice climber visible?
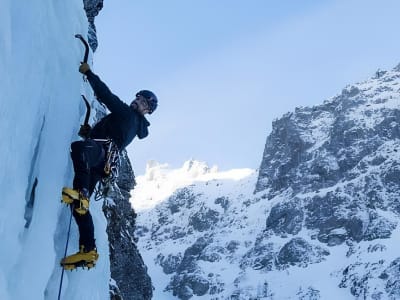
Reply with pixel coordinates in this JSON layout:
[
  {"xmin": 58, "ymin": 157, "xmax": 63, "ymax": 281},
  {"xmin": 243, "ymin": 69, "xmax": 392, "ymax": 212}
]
[{"xmin": 60, "ymin": 62, "xmax": 158, "ymax": 269}]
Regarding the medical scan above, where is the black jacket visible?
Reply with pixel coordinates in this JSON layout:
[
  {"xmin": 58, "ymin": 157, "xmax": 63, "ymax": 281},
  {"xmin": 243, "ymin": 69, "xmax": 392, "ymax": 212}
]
[{"xmin": 85, "ymin": 70, "xmax": 150, "ymax": 149}]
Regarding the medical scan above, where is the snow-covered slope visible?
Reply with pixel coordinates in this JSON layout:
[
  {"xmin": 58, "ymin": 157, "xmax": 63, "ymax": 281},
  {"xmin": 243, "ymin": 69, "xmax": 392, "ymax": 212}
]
[
  {"xmin": 132, "ymin": 66, "xmax": 400, "ymax": 299},
  {"xmin": 132, "ymin": 161, "xmax": 256, "ymax": 299}
]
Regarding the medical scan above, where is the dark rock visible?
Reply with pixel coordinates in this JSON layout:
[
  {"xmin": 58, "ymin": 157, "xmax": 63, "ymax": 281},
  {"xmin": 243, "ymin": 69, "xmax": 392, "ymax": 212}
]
[
  {"xmin": 167, "ymin": 273, "xmax": 210, "ymax": 300},
  {"xmin": 157, "ymin": 253, "xmax": 182, "ymax": 274},
  {"xmin": 296, "ymin": 287, "xmax": 321, "ymax": 300},
  {"xmin": 188, "ymin": 206, "xmax": 219, "ymax": 232},
  {"xmin": 170, "ymin": 226, "xmax": 187, "ymax": 240},
  {"xmin": 240, "ymin": 243, "xmax": 275, "ymax": 271},
  {"xmin": 214, "ymin": 196, "xmax": 230, "ymax": 211},
  {"xmin": 82, "ymin": 0, "xmax": 104, "ymax": 51},
  {"xmin": 383, "ymin": 166, "xmax": 400, "ymax": 186},
  {"xmin": 166, "ymin": 236, "xmax": 212, "ymax": 275},
  {"xmin": 110, "ymin": 279, "xmax": 122, "ymax": 300},
  {"xmin": 199, "ymin": 245, "xmax": 225, "ymax": 262},
  {"xmin": 340, "ymin": 260, "xmax": 387, "ymax": 298},
  {"xmin": 364, "ymin": 211, "xmax": 396, "ymax": 241},
  {"xmin": 103, "ymin": 150, "xmax": 152, "ymax": 300},
  {"xmin": 266, "ymin": 199, "xmax": 304, "ymax": 236},
  {"xmin": 367, "ymin": 244, "xmax": 386, "ymax": 253},
  {"xmin": 226, "ymin": 240, "xmax": 240, "ymax": 253},
  {"xmin": 167, "ymin": 187, "xmax": 197, "ymax": 214},
  {"xmin": 341, "ymin": 85, "xmax": 360, "ymax": 98},
  {"xmin": 240, "ymin": 232, "xmax": 276, "ymax": 271},
  {"xmin": 305, "ymin": 193, "xmax": 365, "ymax": 244},
  {"xmin": 164, "ymin": 237, "xmax": 215, "ymax": 298},
  {"xmin": 255, "ymin": 112, "xmax": 313, "ymax": 194},
  {"xmin": 382, "ymin": 258, "xmax": 400, "ymax": 298},
  {"xmin": 276, "ymin": 238, "xmax": 329, "ymax": 268}
]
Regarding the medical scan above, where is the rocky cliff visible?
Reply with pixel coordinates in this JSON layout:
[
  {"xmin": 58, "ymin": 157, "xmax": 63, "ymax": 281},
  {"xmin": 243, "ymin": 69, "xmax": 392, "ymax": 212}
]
[
  {"xmin": 83, "ymin": 0, "xmax": 103, "ymax": 51},
  {"xmin": 103, "ymin": 150, "xmax": 153, "ymax": 300}
]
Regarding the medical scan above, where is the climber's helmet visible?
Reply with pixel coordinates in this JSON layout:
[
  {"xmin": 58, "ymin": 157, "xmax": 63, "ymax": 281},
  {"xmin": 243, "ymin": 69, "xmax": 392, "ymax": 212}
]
[{"xmin": 132, "ymin": 90, "xmax": 158, "ymax": 115}]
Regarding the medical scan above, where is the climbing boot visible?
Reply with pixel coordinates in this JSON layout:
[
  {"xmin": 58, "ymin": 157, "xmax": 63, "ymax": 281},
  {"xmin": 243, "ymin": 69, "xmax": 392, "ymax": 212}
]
[
  {"xmin": 60, "ymin": 246, "xmax": 99, "ymax": 270},
  {"xmin": 61, "ymin": 187, "xmax": 90, "ymax": 215}
]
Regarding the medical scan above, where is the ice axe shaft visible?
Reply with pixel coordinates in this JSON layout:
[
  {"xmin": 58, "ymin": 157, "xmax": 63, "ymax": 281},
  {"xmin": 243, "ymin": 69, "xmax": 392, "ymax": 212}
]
[{"xmin": 81, "ymin": 95, "xmax": 90, "ymax": 126}]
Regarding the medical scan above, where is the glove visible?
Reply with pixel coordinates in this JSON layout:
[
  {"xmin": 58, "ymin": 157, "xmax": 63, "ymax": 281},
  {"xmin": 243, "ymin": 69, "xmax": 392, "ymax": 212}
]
[
  {"xmin": 78, "ymin": 124, "xmax": 92, "ymax": 138},
  {"xmin": 79, "ymin": 62, "xmax": 90, "ymax": 74}
]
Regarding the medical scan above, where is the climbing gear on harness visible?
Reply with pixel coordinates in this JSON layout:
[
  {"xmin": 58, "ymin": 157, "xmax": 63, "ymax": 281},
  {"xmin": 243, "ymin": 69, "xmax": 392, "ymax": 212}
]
[
  {"xmin": 93, "ymin": 139, "xmax": 121, "ymax": 201},
  {"xmin": 61, "ymin": 187, "xmax": 90, "ymax": 215},
  {"xmin": 104, "ymin": 140, "xmax": 120, "ymax": 177}
]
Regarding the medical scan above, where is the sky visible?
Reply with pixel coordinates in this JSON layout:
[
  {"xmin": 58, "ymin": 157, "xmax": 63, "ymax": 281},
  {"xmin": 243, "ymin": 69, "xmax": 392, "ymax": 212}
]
[{"xmin": 94, "ymin": 0, "xmax": 400, "ymax": 175}]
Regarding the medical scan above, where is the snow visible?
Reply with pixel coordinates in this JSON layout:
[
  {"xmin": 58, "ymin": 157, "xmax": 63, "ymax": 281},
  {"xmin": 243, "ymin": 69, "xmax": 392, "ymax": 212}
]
[
  {"xmin": 132, "ymin": 159, "xmax": 253, "ymax": 212},
  {"xmin": 0, "ymin": 1, "xmax": 110, "ymax": 299},
  {"xmin": 132, "ymin": 152, "xmax": 400, "ymax": 299},
  {"xmin": 131, "ymin": 161, "xmax": 257, "ymax": 299}
]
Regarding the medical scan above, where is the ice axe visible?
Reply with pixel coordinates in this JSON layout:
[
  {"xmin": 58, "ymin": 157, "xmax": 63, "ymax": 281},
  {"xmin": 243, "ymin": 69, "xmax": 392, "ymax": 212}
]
[{"xmin": 75, "ymin": 34, "xmax": 91, "ymax": 138}]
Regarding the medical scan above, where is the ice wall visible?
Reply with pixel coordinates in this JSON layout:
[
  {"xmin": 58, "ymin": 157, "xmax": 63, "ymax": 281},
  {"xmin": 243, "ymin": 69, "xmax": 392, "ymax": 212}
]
[{"xmin": 0, "ymin": 1, "xmax": 110, "ymax": 299}]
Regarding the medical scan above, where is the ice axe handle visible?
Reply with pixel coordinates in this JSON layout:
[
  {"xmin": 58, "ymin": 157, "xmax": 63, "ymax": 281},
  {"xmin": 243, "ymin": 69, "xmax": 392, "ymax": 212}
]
[
  {"xmin": 78, "ymin": 95, "xmax": 91, "ymax": 139},
  {"xmin": 81, "ymin": 95, "xmax": 91, "ymax": 126}
]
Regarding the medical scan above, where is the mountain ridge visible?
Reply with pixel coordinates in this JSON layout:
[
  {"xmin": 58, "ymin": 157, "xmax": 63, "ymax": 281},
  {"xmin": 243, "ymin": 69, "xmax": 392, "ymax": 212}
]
[{"xmin": 133, "ymin": 64, "xmax": 400, "ymax": 299}]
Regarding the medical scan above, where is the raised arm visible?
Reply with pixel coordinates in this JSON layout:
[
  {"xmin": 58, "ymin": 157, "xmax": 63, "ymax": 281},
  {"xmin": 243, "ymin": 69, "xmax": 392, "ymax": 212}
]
[{"xmin": 83, "ymin": 69, "xmax": 129, "ymax": 114}]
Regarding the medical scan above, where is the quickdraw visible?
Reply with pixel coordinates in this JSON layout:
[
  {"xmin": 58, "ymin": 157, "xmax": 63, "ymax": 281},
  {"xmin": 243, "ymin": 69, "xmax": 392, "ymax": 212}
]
[{"xmin": 94, "ymin": 139, "xmax": 121, "ymax": 201}]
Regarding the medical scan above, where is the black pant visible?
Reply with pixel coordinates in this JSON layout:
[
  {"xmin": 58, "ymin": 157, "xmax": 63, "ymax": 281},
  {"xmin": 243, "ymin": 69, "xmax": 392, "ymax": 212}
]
[{"xmin": 70, "ymin": 139, "xmax": 106, "ymax": 250}]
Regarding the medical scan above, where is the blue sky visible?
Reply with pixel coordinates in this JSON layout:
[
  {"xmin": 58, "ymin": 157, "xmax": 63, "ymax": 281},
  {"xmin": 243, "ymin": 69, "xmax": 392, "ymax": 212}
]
[{"xmin": 94, "ymin": 0, "xmax": 400, "ymax": 175}]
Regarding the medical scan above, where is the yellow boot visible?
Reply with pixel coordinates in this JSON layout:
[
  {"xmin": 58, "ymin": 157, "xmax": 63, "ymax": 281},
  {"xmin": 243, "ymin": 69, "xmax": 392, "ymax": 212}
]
[
  {"xmin": 61, "ymin": 187, "xmax": 79, "ymax": 204},
  {"xmin": 61, "ymin": 187, "xmax": 90, "ymax": 215},
  {"xmin": 60, "ymin": 246, "xmax": 99, "ymax": 270}
]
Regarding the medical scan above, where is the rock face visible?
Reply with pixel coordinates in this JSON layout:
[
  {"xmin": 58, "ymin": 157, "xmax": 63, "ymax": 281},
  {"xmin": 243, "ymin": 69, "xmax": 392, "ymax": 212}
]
[
  {"xmin": 82, "ymin": 0, "xmax": 103, "ymax": 51},
  {"xmin": 135, "ymin": 65, "xmax": 400, "ymax": 299},
  {"xmin": 103, "ymin": 150, "xmax": 153, "ymax": 300},
  {"xmin": 255, "ymin": 66, "xmax": 400, "ymax": 250},
  {"xmin": 252, "ymin": 65, "xmax": 400, "ymax": 298},
  {"xmin": 275, "ymin": 237, "xmax": 329, "ymax": 268}
]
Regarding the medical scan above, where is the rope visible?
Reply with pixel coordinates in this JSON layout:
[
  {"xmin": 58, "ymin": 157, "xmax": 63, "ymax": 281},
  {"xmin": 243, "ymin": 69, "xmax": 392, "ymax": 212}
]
[{"xmin": 57, "ymin": 206, "xmax": 73, "ymax": 300}]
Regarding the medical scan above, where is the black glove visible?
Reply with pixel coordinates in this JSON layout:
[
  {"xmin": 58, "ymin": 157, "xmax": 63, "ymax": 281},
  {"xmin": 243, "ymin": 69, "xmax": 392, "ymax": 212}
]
[
  {"xmin": 78, "ymin": 124, "xmax": 91, "ymax": 138},
  {"xmin": 79, "ymin": 62, "xmax": 90, "ymax": 74}
]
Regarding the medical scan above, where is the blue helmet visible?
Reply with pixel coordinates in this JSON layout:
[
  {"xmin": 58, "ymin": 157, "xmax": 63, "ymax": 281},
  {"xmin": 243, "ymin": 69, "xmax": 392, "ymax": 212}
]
[{"xmin": 136, "ymin": 90, "xmax": 158, "ymax": 114}]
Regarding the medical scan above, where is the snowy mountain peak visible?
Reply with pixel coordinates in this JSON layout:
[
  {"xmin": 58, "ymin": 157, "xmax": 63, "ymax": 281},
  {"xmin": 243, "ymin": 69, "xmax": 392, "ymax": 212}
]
[
  {"xmin": 135, "ymin": 65, "xmax": 400, "ymax": 299},
  {"xmin": 144, "ymin": 159, "xmax": 218, "ymax": 182},
  {"xmin": 132, "ymin": 160, "xmax": 253, "ymax": 212}
]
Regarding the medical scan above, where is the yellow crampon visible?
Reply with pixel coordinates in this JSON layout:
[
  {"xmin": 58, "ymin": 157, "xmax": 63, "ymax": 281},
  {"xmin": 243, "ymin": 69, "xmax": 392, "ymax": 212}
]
[
  {"xmin": 62, "ymin": 261, "xmax": 96, "ymax": 271},
  {"xmin": 60, "ymin": 246, "xmax": 99, "ymax": 270},
  {"xmin": 61, "ymin": 187, "xmax": 89, "ymax": 215}
]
